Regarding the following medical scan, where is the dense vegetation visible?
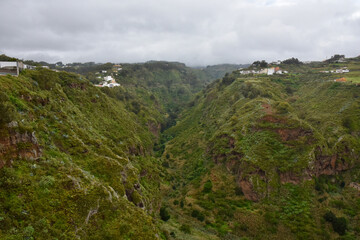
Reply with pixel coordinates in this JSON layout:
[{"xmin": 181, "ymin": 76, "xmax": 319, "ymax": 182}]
[
  {"xmin": 0, "ymin": 56, "xmax": 360, "ymax": 239},
  {"xmin": 160, "ymin": 58, "xmax": 360, "ymax": 239},
  {"xmin": 0, "ymin": 69, "xmax": 164, "ymax": 239}
]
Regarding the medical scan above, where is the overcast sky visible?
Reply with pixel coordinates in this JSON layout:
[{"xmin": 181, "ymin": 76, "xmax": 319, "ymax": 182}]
[{"xmin": 0, "ymin": 0, "xmax": 359, "ymax": 66}]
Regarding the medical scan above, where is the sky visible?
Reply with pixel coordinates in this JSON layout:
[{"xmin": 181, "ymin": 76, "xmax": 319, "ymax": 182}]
[{"xmin": 0, "ymin": 0, "xmax": 359, "ymax": 66}]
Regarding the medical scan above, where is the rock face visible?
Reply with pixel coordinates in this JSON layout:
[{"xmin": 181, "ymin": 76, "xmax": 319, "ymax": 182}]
[
  {"xmin": 210, "ymin": 121, "xmax": 357, "ymax": 202},
  {"xmin": 314, "ymin": 153, "xmax": 351, "ymax": 176},
  {"xmin": 0, "ymin": 122, "xmax": 41, "ymax": 169}
]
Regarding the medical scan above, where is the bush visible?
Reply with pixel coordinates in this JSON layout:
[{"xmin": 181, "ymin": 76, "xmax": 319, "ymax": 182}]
[
  {"xmin": 222, "ymin": 73, "xmax": 236, "ymax": 86},
  {"xmin": 324, "ymin": 210, "xmax": 336, "ymax": 222},
  {"xmin": 203, "ymin": 180, "xmax": 213, "ymax": 193},
  {"xmin": 0, "ymin": 93, "xmax": 15, "ymax": 125},
  {"xmin": 332, "ymin": 217, "xmax": 347, "ymax": 236},
  {"xmin": 235, "ymin": 186, "xmax": 244, "ymax": 196},
  {"xmin": 180, "ymin": 224, "xmax": 191, "ymax": 234},
  {"xmin": 160, "ymin": 207, "xmax": 170, "ymax": 221},
  {"xmin": 324, "ymin": 211, "xmax": 347, "ymax": 235},
  {"xmin": 191, "ymin": 209, "xmax": 205, "ymax": 221}
]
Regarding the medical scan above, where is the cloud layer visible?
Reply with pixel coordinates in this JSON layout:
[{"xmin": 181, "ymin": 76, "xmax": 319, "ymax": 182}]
[{"xmin": 0, "ymin": 0, "xmax": 359, "ymax": 65}]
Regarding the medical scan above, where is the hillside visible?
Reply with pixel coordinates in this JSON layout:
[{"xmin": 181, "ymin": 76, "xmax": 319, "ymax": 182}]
[
  {"xmin": 161, "ymin": 60, "xmax": 360, "ymax": 239},
  {"xmin": 0, "ymin": 69, "xmax": 164, "ymax": 239},
  {"xmin": 1, "ymin": 57, "xmax": 360, "ymax": 240}
]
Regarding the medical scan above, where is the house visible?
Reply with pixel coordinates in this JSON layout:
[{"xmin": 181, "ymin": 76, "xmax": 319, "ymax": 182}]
[
  {"xmin": 335, "ymin": 69, "xmax": 343, "ymax": 73},
  {"xmin": 95, "ymin": 75, "xmax": 120, "ymax": 88},
  {"xmin": 0, "ymin": 61, "xmax": 35, "ymax": 76},
  {"xmin": 334, "ymin": 77, "xmax": 346, "ymax": 82},
  {"xmin": 104, "ymin": 76, "xmax": 114, "ymax": 82},
  {"xmin": 259, "ymin": 69, "xmax": 267, "ymax": 74},
  {"xmin": 267, "ymin": 68, "xmax": 275, "ymax": 75},
  {"xmin": 113, "ymin": 64, "xmax": 122, "ymax": 72}
]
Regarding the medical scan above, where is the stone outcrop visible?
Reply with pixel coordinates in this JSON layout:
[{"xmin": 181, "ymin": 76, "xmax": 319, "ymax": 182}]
[{"xmin": 0, "ymin": 122, "xmax": 41, "ymax": 168}]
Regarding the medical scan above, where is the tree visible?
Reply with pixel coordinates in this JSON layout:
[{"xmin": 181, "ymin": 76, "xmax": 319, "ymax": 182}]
[
  {"xmin": 326, "ymin": 54, "xmax": 345, "ymax": 63},
  {"xmin": 252, "ymin": 60, "xmax": 268, "ymax": 68},
  {"xmin": 282, "ymin": 58, "xmax": 302, "ymax": 65}
]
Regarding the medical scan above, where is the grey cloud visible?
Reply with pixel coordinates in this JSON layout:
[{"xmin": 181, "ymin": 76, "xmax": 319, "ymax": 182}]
[{"xmin": 0, "ymin": 0, "xmax": 359, "ymax": 65}]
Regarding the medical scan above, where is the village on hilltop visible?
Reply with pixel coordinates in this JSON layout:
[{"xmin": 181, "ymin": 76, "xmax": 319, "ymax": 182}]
[
  {"xmin": 94, "ymin": 75, "xmax": 121, "ymax": 88},
  {"xmin": 239, "ymin": 66, "xmax": 288, "ymax": 75}
]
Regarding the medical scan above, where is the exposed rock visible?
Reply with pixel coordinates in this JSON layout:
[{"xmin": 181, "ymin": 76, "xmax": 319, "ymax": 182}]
[
  {"xmin": 275, "ymin": 128, "xmax": 312, "ymax": 142},
  {"xmin": 280, "ymin": 171, "xmax": 311, "ymax": 184},
  {"xmin": 349, "ymin": 182, "xmax": 360, "ymax": 191},
  {"xmin": 0, "ymin": 128, "xmax": 42, "ymax": 169},
  {"xmin": 148, "ymin": 121, "xmax": 161, "ymax": 139},
  {"xmin": 7, "ymin": 121, "xmax": 18, "ymax": 128},
  {"xmin": 314, "ymin": 153, "xmax": 350, "ymax": 176},
  {"xmin": 239, "ymin": 179, "xmax": 259, "ymax": 202},
  {"xmin": 69, "ymin": 83, "xmax": 87, "ymax": 90}
]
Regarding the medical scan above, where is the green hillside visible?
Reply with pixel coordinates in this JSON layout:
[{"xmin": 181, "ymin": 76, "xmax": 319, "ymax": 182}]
[
  {"xmin": 161, "ymin": 60, "xmax": 360, "ymax": 239},
  {"xmin": 0, "ymin": 69, "xmax": 164, "ymax": 239},
  {"xmin": 1, "ymin": 57, "xmax": 360, "ymax": 240}
]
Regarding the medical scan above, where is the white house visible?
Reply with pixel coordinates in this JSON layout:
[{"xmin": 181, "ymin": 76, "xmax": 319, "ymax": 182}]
[
  {"xmin": 95, "ymin": 75, "xmax": 120, "ymax": 88},
  {"xmin": 259, "ymin": 69, "xmax": 267, "ymax": 74},
  {"xmin": 0, "ymin": 61, "xmax": 35, "ymax": 76},
  {"xmin": 104, "ymin": 76, "xmax": 114, "ymax": 82},
  {"xmin": 267, "ymin": 68, "xmax": 275, "ymax": 75}
]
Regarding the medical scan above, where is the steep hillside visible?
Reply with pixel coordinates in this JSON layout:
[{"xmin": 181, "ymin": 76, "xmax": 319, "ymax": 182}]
[
  {"xmin": 161, "ymin": 67, "xmax": 360, "ymax": 239},
  {"xmin": 0, "ymin": 69, "xmax": 164, "ymax": 239},
  {"xmin": 1, "ymin": 58, "xmax": 360, "ymax": 240}
]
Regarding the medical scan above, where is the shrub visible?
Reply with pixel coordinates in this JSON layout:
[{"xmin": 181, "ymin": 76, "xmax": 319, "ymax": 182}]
[
  {"xmin": 180, "ymin": 224, "xmax": 191, "ymax": 234},
  {"xmin": 203, "ymin": 180, "xmax": 213, "ymax": 193},
  {"xmin": 323, "ymin": 210, "xmax": 336, "ymax": 222},
  {"xmin": 0, "ymin": 93, "xmax": 15, "ymax": 125},
  {"xmin": 324, "ymin": 211, "xmax": 347, "ymax": 235},
  {"xmin": 160, "ymin": 207, "xmax": 170, "ymax": 221},
  {"xmin": 222, "ymin": 73, "xmax": 236, "ymax": 86},
  {"xmin": 191, "ymin": 209, "xmax": 205, "ymax": 221},
  {"xmin": 235, "ymin": 186, "xmax": 244, "ymax": 196},
  {"xmin": 332, "ymin": 217, "xmax": 347, "ymax": 236}
]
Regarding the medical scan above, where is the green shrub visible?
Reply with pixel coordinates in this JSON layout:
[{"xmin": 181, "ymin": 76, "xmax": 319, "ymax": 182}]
[
  {"xmin": 203, "ymin": 180, "xmax": 213, "ymax": 193},
  {"xmin": 235, "ymin": 186, "xmax": 244, "ymax": 196},
  {"xmin": 324, "ymin": 210, "xmax": 336, "ymax": 222},
  {"xmin": 324, "ymin": 211, "xmax": 347, "ymax": 235},
  {"xmin": 180, "ymin": 224, "xmax": 191, "ymax": 234},
  {"xmin": 191, "ymin": 209, "xmax": 205, "ymax": 221},
  {"xmin": 332, "ymin": 217, "xmax": 347, "ymax": 236},
  {"xmin": 0, "ymin": 93, "xmax": 15, "ymax": 125},
  {"xmin": 160, "ymin": 207, "xmax": 170, "ymax": 221}
]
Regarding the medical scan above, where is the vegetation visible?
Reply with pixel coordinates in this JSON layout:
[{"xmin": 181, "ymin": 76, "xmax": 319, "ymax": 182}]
[{"xmin": 1, "ymin": 56, "xmax": 360, "ymax": 239}]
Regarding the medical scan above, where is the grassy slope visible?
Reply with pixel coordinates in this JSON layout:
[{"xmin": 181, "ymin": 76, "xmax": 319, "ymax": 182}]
[
  {"xmin": 0, "ymin": 69, "xmax": 164, "ymax": 239},
  {"xmin": 162, "ymin": 61, "xmax": 360, "ymax": 239}
]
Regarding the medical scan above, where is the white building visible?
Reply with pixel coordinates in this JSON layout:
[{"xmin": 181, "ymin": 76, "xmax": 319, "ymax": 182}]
[
  {"xmin": 0, "ymin": 61, "xmax": 35, "ymax": 76},
  {"xmin": 104, "ymin": 76, "xmax": 114, "ymax": 82},
  {"xmin": 95, "ymin": 75, "xmax": 120, "ymax": 88},
  {"xmin": 267, "ymin": 68, "xmax": 275, "ymax": 75}
]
